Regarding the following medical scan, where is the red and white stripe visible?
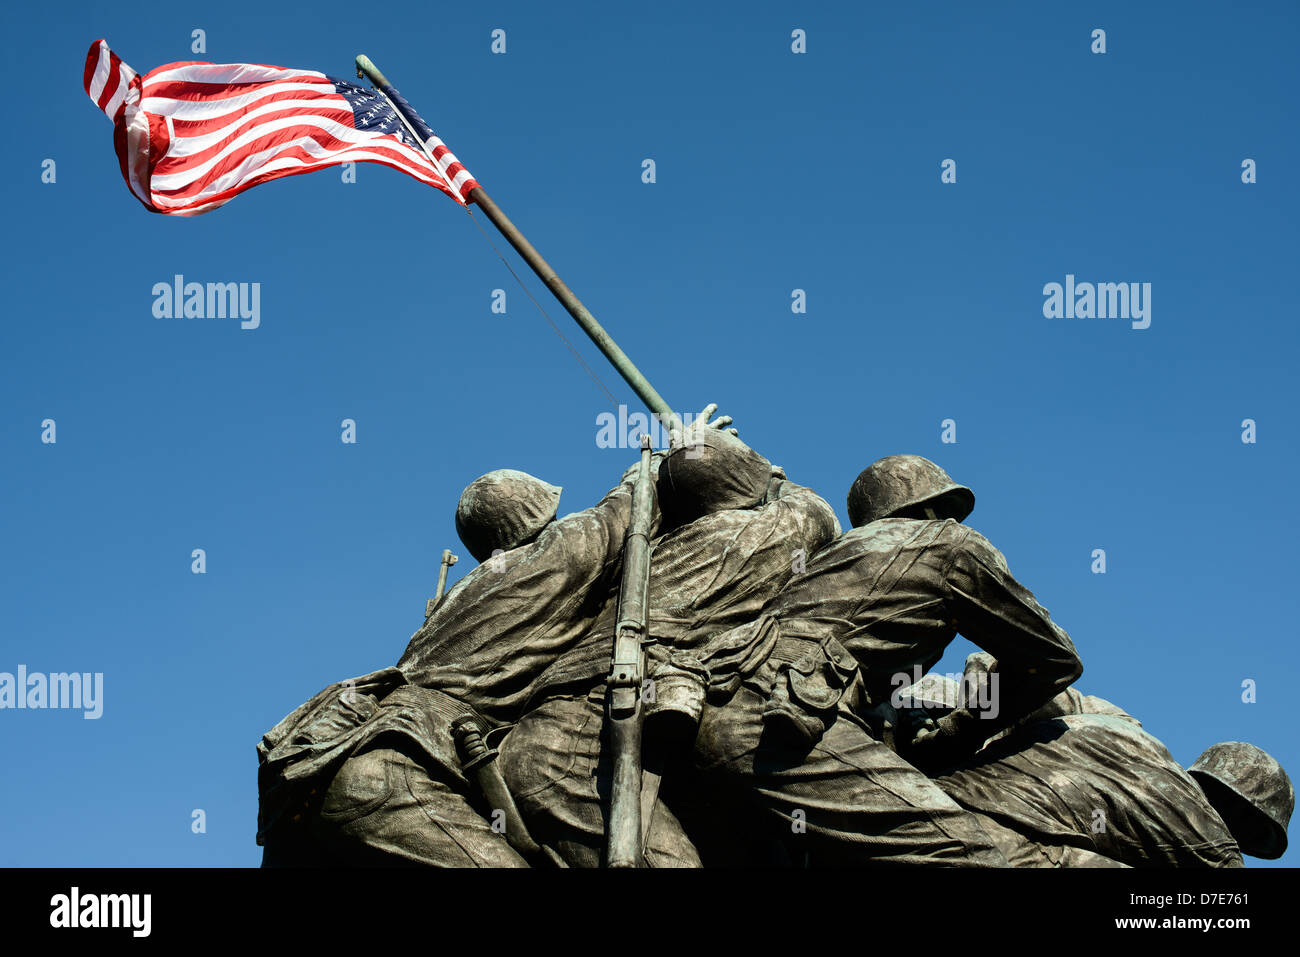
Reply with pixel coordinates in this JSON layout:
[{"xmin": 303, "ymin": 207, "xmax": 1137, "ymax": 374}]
[
  {"xmin": 421, "ymin": 133, "xmax": 478, "ymax": 206},
  {"xmin": 83, "ymin": 40, "xmax": 477, "ymax": 216},
  {"xmin": 84, "ymin": 39, "xmax": 140, "ymax": 124}
]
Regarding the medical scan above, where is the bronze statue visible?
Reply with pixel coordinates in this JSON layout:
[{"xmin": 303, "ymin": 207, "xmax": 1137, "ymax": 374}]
[
  {"xmin": 899, "ymin": 655, "xmax": 1293, "ymax": 867},
  {"xmin": 257, "ymin": 441, "xmax": 1292, "ymax": 867},
  {"xmin": 498, "ymin": 425, "xmax": 842, "ymax": 866},
  {"xmin": 260, "ymin": 463, "xmax": 655, "ymax": 866}
]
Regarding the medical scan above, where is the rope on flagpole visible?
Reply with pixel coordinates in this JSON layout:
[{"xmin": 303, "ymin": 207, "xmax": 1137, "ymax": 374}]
[
  {"xmin": 462, "ymin": 204, "xmax": 620, "ymax": 406},
  {"xmin": 361, "ymin": 74, "xmax": 621, "ymax": 408}
]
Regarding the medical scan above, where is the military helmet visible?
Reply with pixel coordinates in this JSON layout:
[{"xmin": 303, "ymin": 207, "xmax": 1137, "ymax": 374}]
[
  {"xmin": 455, "ymin": 469, "xmax": 561, "ymax": 563},
  {"xmin": 1189, "ymin": 742, "xmax": 1293, "ymax": 859},
  {"xmin": 847, "ymin": 454, "xmax": 974, "ymax": 528},
  {"xmin": 659, "ymin": 428, "xmax": 771, "ymax": 523}
]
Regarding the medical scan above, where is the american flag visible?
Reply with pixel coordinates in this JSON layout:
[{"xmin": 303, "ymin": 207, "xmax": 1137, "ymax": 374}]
[{"xmin": 83, "ymin": 39, "xmax": 478, "ymax": 216}]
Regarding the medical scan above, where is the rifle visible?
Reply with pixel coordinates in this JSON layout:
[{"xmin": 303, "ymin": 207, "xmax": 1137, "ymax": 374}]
[
  {"xmin": 605, "ymin": 434, "xmax": 655, "ymax": 868},
  {"xmin": 425, "ymin": 548, "xmax": 458, "ymax": 619}
]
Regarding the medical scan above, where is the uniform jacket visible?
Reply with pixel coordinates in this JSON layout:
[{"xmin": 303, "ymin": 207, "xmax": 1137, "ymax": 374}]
[
  {"xmin": 936, "ymin": 693, "xmax": 1243, "ymax": 867},
  {"xmin": 696, "ymin": 517, "xmax": 1083, "ymax": 744}
]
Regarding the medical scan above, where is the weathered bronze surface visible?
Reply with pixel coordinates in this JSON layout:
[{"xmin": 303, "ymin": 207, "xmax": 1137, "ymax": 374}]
[{"xmin": 257, "ymin": 420, "xmax": 1292, "ymax": 867}]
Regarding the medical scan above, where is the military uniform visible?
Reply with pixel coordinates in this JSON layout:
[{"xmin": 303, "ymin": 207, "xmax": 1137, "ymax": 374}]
[
  {"xmin": 669, "ymin": 457, "xmax": 1082, "ymax": 866},
  {"xmin": 499, "ymin": 432, "xmax": 842, "ymax": 866},
  {"xmin": 701, "ymin": 518, "xmax": 1084, "ymax": 742},
  {"xmin": 258, "ymin": 470, "xmax": 696, "ymax": 867},
  {"xmin": 935, "ymin": 690, "xmax": 1244, "ymax": 867}
]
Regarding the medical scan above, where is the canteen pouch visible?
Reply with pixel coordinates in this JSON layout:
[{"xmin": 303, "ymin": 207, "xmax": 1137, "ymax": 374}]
[
  {"xmin": 762, "ymin": 634, "xmax": 860, "ymax": 749},
  {"xmin": 645, "ymin": 654, "xmax": 709, "ymax": 747}
]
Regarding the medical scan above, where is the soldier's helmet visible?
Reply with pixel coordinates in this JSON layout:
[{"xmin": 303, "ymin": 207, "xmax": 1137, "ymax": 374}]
[
  {"xmin": 659, "ymin": 428, "xmax": 771, "ymax": 524},
  {"xmin": 847, "ymin": 454, "xmax": 975, "ymax": 528},
  {"xmin": 1189, "ymin": 742, "xmax": 1293, "ymax": 859},
  {"xmin": 455, "ymin": 469, "xmax": 562, "ymax": 563}
]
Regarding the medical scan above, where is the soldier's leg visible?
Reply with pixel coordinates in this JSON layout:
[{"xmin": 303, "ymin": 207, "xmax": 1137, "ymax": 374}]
[
  {"xmin": 966, "ymin": 811, "xmax": 1128, "ymax": 867},
  {"xmin": 313, "ymin": 742, "xmax": 528, "ymax": 867},
  {"xmin": 693, "ymin": 683, "xmax": 1008, "ymax": 867},
  {"xmin": 499, "ymin": 686, "xmax": 701, "ymax": 868}
]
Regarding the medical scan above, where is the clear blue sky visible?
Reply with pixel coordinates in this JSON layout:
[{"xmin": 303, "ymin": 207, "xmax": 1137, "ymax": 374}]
[{"xmin": 2, "ymin": 0, "xmax": 1296, "ymax": 867}]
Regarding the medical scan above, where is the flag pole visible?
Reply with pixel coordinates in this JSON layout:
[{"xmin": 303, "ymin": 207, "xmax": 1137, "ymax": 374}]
[{"xmin": 355, "ymin": 54, "xmax": 682, "ymax": 436}]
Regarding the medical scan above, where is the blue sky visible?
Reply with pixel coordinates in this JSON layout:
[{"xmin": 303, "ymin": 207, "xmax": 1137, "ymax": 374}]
[{"xmin": 1, "ymin": 0, "xmax": 1296, "ymax": 867}]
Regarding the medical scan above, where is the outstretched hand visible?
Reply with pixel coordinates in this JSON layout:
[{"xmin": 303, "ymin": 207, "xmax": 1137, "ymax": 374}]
[
  {"xmin": 904, "ymin": 710, "xmax": 984, "ymax": 774},
  {"xmin": 669, "ymin": 402, "xmax": 738, "ymax": 449}
]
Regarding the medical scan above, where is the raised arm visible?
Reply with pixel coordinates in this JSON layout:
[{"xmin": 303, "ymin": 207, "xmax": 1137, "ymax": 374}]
[
  {"xmin": 909, "ymin": 527, "xmax": 1083, "ymax": 770},
  {"xmin": 656, "ymin": 406, "xmax": 786, "ymax": 525}
]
